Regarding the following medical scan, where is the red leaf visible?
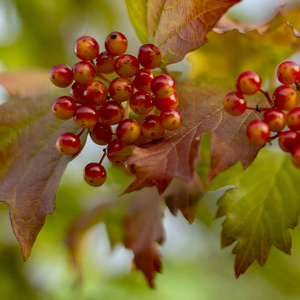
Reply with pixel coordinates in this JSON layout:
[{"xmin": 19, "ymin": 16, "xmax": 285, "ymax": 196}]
[
  {"xmin": 0, "ymin": 70, "xmax": 87, "ymax": 260},
  {"xmin": 124, "ymin": 188, "xmax": 164, "ymax": 288},
  {"xmin": 125, "ymin": 79, "xmax": 267, "ymax": 194}
]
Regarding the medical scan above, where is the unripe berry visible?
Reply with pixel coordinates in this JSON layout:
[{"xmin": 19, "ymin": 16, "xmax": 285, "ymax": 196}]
[
  {"xmin": 277, "ymin": 61, "xmax": 300, "ymax": 85},
  {"xmin": 106, "ymin": 139, "xmax": 128, "ymax": 164},
  {"xmin": 69, "ymin": 82, "xmax": 87, "ymax": 104},
  {"xmin": 133, "ymin": 69, "xmax": 155, "ymax": 92},
  {"xmin": 151, "ymin": 74, "xmax": 176, "ymax": 98},
  {"xmin": 72, "ymin": 61, "xmax": 96, "ymax": 85},
  {"xmin": 137, "ymin": 44, "xmax": 162, "ymax": 69},
  {"xmin": 74, "ymin": 36, "xmax": 100, "ymax": 61},
  {"xmin": 223, "ymin": 91, "xmax": 246, "ymax": 116},
  {"xmin": 273, "ymin": 85, "xmax": 298, "ymax": 111},
  {"xmin": 105, "ymin": 31, "xmax": 128, "ymax": 56},
  {"xmin": 236, "ymin": 71, "xmax": 262, "ymax": 95},
  {"xmin": 56, "ymin": 132, "xmax": 81, "ymax": 155},
  {"xmin": 116, "ymin": 118, "xmax": 141, "ymax": 144},
  {"xmin": 49, "ymin": 64, "xmax": 74, "ymax": 88},
  {"xmin": 153, "ymin": 93, "xmax": 178, "ymax": 112},
  {"xmin": 160, "ymin": 108, "xmax": 182, "ymax": 130},
  {"xmin": 73, "ymin": 105, "xmax": 100, "ymax": 128},
  {"xmin": 109, "ymin": 77, "xmax": 134, "ymax": 102},
  {"xmin": 286, "ymin": 107, "xmax": 300, "ymax": 131},
  {"xmin": 263, "ymin": 108, "xmax": 286, "ymax": 132},
  {"xmin": 246, "ymin": 120, "xmax": 270, "ymax": 146},
  {"xmin": 52, "ymin": 96, "xmax": 77, "ymax": 120},
  {"xmin": 84, "ymin": 163, "xmax": 107, "ymax": 187},
  {"xmin": 114, "ymin": 54, "xmax": 140, "ymax": 78},
  {"xmin": 291, "ymin": 145, "xmax": 300, "ymax": 168},
  {"xmin": 98, "ymin": 100, "xmax": 125, "ymax": 125},
  {"xmin": 141, "ymin": 115, "xmax": 165, "ymax": 140}
]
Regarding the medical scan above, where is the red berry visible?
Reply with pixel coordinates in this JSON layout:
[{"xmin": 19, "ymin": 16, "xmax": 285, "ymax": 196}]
[
  {"xmin": 83, "ymin": 163, "xmax": 107, "ymax": 187},
  {"xmin": 291, "ymin": 145, "xmax": 300, "ymax": 168},
  {"xmin": 278, "ymin": 130, "xmax": 300, "ymax": 152},
  {"xmin": 56, "ymin": 132, "xmax": 81, "ymax": 155},
  {"xmin": 106, "ymin": 139, "xmax": 128, "ymax": 164},
  {"xmin": 105, "ymin": 31, "xmax": 128, "ymax": 56},
  {"xmin": 160, "ymin": 108, "xmax": 182, "ymax": 130},
  {"xmin": 137, "ymin": 44, "xmax": 162, "ymax": 69},
  {"xmin": 74, "ymin": 36, "xmax": 100, "ymax": 61},
  {"xmin": 286, "ymin": 107, "xmax": 300, "ymax": 131},
  {"xmin": 236, "ymin": 71, "xmax": 262, "ymax": 95},
  {"xmin": 72, "ymin": 61, "xmax": 96, "ymax": 84},
  {"xmin": 223, "ymin": 91, "xmax": 246, "ymax": 116},
  {"xmin": 52, "ymin": 96, "xmax": 77, "ymax": 120},
  {"xmin": 114, "ymin": 54, "xmax": 140, "ymax": 78},
  {"xmin": 49, "ymin": 64, "xmax": 73, "ymax": 88},
  {"xmin": 129, "ymin": 91, "xmax": 154, "ymax": 115},
  {"xmin": 133, "ymin": 69, "xmax": 155, "ymax": 92},
  {"xmin": 153, "ymin": 93, "xmax": 178, "ymax": 111},
  {"xmin": 98, "ymin": 100, "xmax": 125, "ymax": 125},
  {"xmin": 273, "ymin": 85, "xmax": 298, "ymax": 111},
  {"xmin": 69, "ymin": 82, "xmax": 87, "ymax": 104},
  {"xmin": 116, "ymin": 118, "xmax": 141, "ymax": 144},
  {"xmin": 141, "ymin": 115, "xmax": 165, "ymax": 140},
  {"xmin": 108, "ymin": 77, "xmax": 134, "ymax": 102},
  {"xmin": 151, "ymin": 74, "xmax": 176, "ymax": 98},
  {"xmin": 277, "ymin": 61, "xmax": 300, "ymax": 85},
  {"xmin": 263, "ymin": 108, "xmax": 286, "ymax": 132},
  {"xmin": 246, "ymin": 120, "xmax": 270, "ymax": 146},
  {"xmin": 89, "ymin": 122, "xmax": 113, "ymax": 145},
  {"xmin": 83, "ymin": 80, "xmax": 108, "ymax": 107},
  {"xmin": 96, "ymin": 51, "xmax": 116, "ymax": 74},
  {"xmin": 73, "ymin": 105, "xmax": 100, "ymax": 128}
]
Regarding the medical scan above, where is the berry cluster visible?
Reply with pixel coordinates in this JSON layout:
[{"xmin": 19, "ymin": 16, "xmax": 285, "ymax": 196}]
[
  {"xmin": 223, "ymin": 61, "xmax": 300, "ymax": 168},
  {"xmin": 49, "ymin": 32, "xmax": 182, "ymax": 187}
]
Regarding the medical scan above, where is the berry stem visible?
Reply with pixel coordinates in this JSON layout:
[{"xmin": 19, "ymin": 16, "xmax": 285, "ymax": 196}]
[
  {"xmin": 161, "ymin": 66, "xmax": 174, "ymax": 80},
  {"xmin": 259, "ymin": 89, "xmax": 274, "ymax": 106},
  {"xmin": 76, "ymin": 128, "xmax": 85, "ymax": 138},
  {"xmin": 246, "ymin": 106, "xmax": 269, "ymax": 112},
  {"xmin": 124, "ymin": 100, "xmax": 130, "ymax": 119},
  {"xmin": 97, "ymin": 72, "xmax": 112, "ymax": 83},
  {"xmin": 269, "ymin": 132, "xmax": 281, "ymax": 142},
  {"xmin": 99, "ymin": 148, "xmax": 107, "ymax": 164}
]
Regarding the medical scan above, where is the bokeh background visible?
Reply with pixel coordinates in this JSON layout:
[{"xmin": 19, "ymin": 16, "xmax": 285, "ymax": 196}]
[{"xmin": 1, "ymin": 0, "xmax": 300, "ymax": 299}]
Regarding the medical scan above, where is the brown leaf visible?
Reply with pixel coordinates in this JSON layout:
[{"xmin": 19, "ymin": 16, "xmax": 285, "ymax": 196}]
[
  {"xmin": 0, "ymin": 70, "xmax": 87, "ymax": 260},
  {"xmin": 124, "ymin": 188, "xmax": 164, "ymax": 288},
  {"xmin": 148, "ymin": 0, "xmax": 242, "ymax": 65},
  {"xmin": 125, "ymin": 79, "xmax": 267, "ymax": 195}
]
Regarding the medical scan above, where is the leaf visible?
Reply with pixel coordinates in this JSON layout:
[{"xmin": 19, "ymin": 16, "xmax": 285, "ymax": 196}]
[
  {"xmin": 188, "ymin": 8, "xmax": 300, "ymax": 81},
  {"xmin": 209, "ymin": 149, "xmax": 300, "ymax": 278},
  {"xmin": 125, "ymin": 78, "xmax": 268, "ymax": 195},
  {"xmin": 0, "ymin": 70, "xmax": 88, "ymax": 260},
  {"xmin": 124, "ymin": 187, "xmax": 164, "ymax": 288},
  {"xmin": 126, "ymin": 0, "xmax": 241, "ymax": 66}
]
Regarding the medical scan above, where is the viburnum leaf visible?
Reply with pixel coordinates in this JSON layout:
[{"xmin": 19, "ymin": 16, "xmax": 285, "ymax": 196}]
[
  {"xmin": 188, "ymin": 8, "xmax": 300, "ymax": 81},
  {"xmin": 0, "ymin": 70, "xmax": 88, "ymax": 260},
  {"xmin": 126, "ymin": 0, "xmax": 241, "ymax": 66},
  {"xmin": 124, "ymin": 187, "xmax": 164, "ymax": 288},
  {"xmin": 124, "ymin": 79, "xmax": 268, "ymax": 195},
  {"xmin": 209, "ymin": 149, "xmax": 300, "ymax": 278}
]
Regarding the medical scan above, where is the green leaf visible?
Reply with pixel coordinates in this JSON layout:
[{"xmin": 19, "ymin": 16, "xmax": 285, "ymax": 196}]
[
  {"xmin": 125, "ymin": 0, "xmax": 148, "ymax": 45},
  {"xmin": 126, "ymin": 0, "xmax": 241, "ymax": 66},
  {"xmin": 209, "ymin": 149, "xmax": 300, "ymax": 278},
  {"xmin": 0, "ymin": 70, "xmax": 88, "ymax": 260}
]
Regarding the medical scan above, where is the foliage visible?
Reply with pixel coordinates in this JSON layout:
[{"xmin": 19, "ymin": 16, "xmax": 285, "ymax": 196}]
[{"xmin": 0, "ymin": 0, "xmax": 300, "ymax": 291}]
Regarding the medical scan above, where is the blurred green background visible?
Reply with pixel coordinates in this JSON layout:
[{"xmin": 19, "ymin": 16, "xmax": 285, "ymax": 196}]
[{"xmin": 1, "ymin": 0, "xmax": 300, "ymax": 299}]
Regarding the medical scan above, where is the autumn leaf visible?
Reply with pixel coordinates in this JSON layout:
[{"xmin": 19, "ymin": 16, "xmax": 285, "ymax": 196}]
[
  {"xmin": 188, "ymin": 8, "xmax": 300, "ymax": 81},
  {"xmin": 126, "ymin": 0, "xmax": 241, "ymax": 66},
  {"xmin": 0, "ymin": 70, "xmax": 88, "ymax": 260},
  {"xmin": 124, "ymin": 78, "xmax": 268, "ymax": 195},
  {"xmin": 124, "ymin": 187, "xmax": 164, "ymax": 288},
  {"xmin": 209, "ymin": 149, "xmax": 300, "ymax": 278}
]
